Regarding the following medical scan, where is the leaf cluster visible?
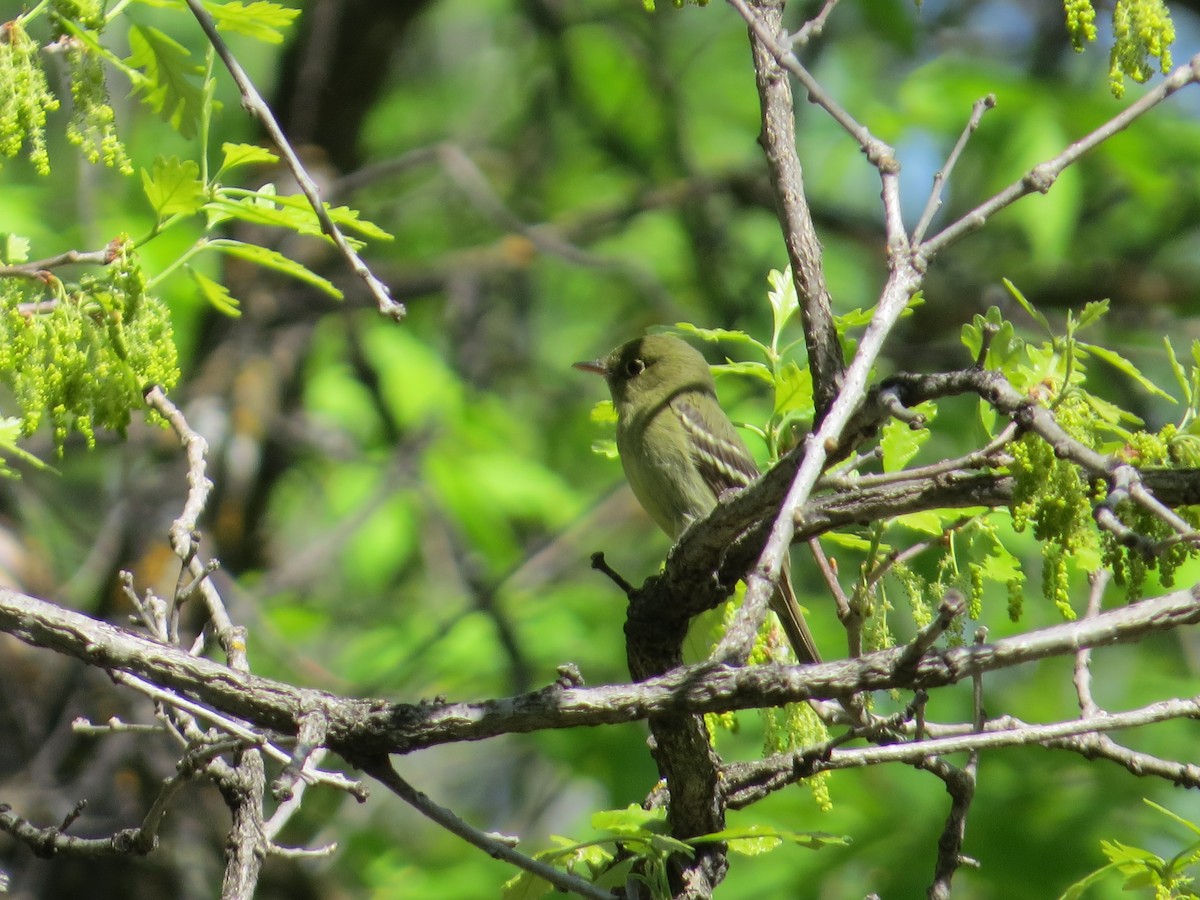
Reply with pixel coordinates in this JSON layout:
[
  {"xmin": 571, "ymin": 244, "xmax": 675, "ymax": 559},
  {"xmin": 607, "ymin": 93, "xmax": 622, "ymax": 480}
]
[{"xmin": 502, "ymin": 805, "xmax": 846, "ymax": 899}]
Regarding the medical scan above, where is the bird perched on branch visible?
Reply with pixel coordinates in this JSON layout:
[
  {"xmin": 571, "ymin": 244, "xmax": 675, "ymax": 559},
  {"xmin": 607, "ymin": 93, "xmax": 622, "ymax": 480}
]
[{"xmin": 576, "ymin": 333, "xmax": 820, "ymax": 664}]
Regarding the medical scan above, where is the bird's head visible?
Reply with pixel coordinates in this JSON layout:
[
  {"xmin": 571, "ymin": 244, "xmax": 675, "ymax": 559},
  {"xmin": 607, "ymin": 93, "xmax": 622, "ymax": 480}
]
[{"xmin": 574, "ymin": 334, "xmax": 715, "ymax": 415}]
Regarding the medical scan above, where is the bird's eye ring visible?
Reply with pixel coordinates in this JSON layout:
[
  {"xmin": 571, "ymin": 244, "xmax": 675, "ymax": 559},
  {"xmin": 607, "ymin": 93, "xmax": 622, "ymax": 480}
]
[{"xmin": 625, "ymin": 358, "xmax": 646, "ymax": 377}]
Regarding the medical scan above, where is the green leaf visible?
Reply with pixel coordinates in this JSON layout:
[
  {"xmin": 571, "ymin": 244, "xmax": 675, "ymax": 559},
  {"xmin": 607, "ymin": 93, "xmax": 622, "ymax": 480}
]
[
  {"xmin": 772, "ymin": 361, "xmax": 813, "ymax": 418},
  {"xmin": 590, "ymin": 438, "xmax": 618, "ymax": 460},
  {"xmin": 1002, "ymin": 278, "xmax": 1052, "ymax": 336},
  {"xmin": 206, "ymin": 239, "xmax": 342, "ymax": 298},
  {"xmin": 592, "ymin": 856, "xmax": 637, "ymax": 890},
  {"xmin": 588, "ymin": 399, "xmax": 616, "ymax": 426},
  {"xmin": 1077, "ymin": 341, "xmax": 1175, "ymax": 402},
  {"xmin": 0, "ymin": 234, "xmax": 31, "ymax": 264},
  {"xmin": 205, "ymin": 191, "xmax": 392, "ymax": 245},
  {"xmin": 880, "ymin": 413, "xmax": 930, "ymax": 472},
  {"xmin": 691, "ymin": 826, "xmax": 849, "ymax": 855},
  {"xmin": 202, "ymin": 1, "xmax": 300, "ymax": 43},
  {"xmin": 1143, "ymin": 799, "xmax": 1200, "ymax": 838},
  {"xmin": 646, "ymin": 833, "xmax": 694, "ymax": 858},
  {"xmin": 1074, "ymin": 299, "xmax": 1109, "ymax": 331},
  {"xmin": 822, "ymin": 531, "xmax": 886, "ymax": 552},
  {"xmin": 711, "ymin": 360, "xmax": 773, "ymax": 385},
  {"xmin": 500, "ymin": 870, "xmax": 552, "ymax": 900},
  {"xmin": 892, "ymin": 510, "xmax": 945, "ymax": 536},
  {"xmin": 1057, "ymin": 861, "xmax": 1123, "ymax": 900},
  {"xmin": 187, "ymin": 267, "xmax": 241, "ymax": 317},
  {"xmin": 766, "ymin": 267, "xmax": 799, "ymax": 343},
  {"xmin": 1163, "ymin": 338, "xmax": 1191, "ymax": 404},
  {"xmin": 0, "ymin": 416, "xmax": 53, "ymax": 476},
  {"xmin": 1101, "ymin": 838, "xmax": 1162, "ymax": 867},
  {"xmin": 141, "ymin": 156, "xmax": 205, "ymax": 219},
  {"xmin": 218, "ymin": 142, "xmax": 279, "ymax": 175},
  {"xmin": 591, "ymin": 805, "xmax": 667, "ymax": 836},
  {"xmin": 126, "ymin": 25, "xmax": 205, "ymax": 139},
  {"xmin": 1078, "ymin": 390, "xmax": 1141, "ymax": 430},
  {"xmin": 669, "ymin": 322, "xmax": 765, "ymax": 355}
]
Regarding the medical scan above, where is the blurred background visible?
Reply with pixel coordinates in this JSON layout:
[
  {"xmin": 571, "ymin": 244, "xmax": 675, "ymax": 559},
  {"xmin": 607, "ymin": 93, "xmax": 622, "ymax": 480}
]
[{"xmin": 2, "ymin": 0, "xmax": 1200, "ymax": 896}]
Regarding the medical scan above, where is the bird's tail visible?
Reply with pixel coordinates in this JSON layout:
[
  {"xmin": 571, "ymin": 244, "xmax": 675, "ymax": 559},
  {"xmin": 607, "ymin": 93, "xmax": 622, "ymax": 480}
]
[{"xmin": 770, "ymin": 563, "xmax": 821, "ymax": 664}]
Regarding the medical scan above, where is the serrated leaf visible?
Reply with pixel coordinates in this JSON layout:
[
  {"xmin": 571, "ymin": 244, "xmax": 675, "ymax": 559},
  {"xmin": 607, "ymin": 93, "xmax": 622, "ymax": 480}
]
[
  {"xmin": 0, "ymin": 234, "xmax": 30, "ymax": 264},
  {"xmin": 1002, "ymin": 278, "xmax": 1052, "ymax": 336},
  {"xmin": 126, "ymin": 25, "xmax": 205, "ymax": 139},
  {"xmin": 1078, "ymin": 390, "xmax": 1141, "ymax": 429},
  {"xmin": 822, "ymin": 531, "xmax": 886, "ymax": 552},
  {"xmin": 692, "ymin": 826, "xmax": 849, "ymax": 855},
  {"xmin": 711, "ymin": 360, "xmax": 773, "ymax": 385},
  {"xmin": 647, "ymin": 833, "xmax": 694, "ymax": 857},
  {"xmin": 880, "ymin": 417, "xmax": 929, "ymax": 472},
  {"xmin": 592, "ymin": 856, "xmax": 637, "ymax": 890},
  {"xmin": 591, "ymin": 805, "xmax": 666, "ymax": 836},
  {"xmin": 892, "ymin": 510, "xmax": 945, "ymax": 536},
  {"xmin": 1074, "ymin": 299, "xmax": 1109, "ymax": 331},
  {"xmin": 772, "ymin": 361, "xmax": 813, "ymax": 418},
  {"xmin": 1078, "ymin": 341, "xmax": 1175, "ymax": 402},
  {"xmin": 219, "ymin": 142, "xmax": 278, "ymax": 174},
  {"xmin": 205, "ymin": 192, "xmax": 391, "ymax": 245},
  {"xmin": 500, "ymin": 869, "xmax": 552, "ymax": 900},
  {"xmin": 835, "ymin": 306, "xmax": 875, "ymax": 330},
  {"xmin": 188, "ymin": 267, "xmax": 241, "ymax": 317},
  {"xmin": 588, "ymin": 400, "xmax": 616, "ymax": 426},
  {"xmin": 980, "ymin": 546, "xmax": 1022, "ymax": 584},
  {"xmin": 691, "ymin": 826, "xmax": 781, "ymax": 856},
  {"xmin": 203, "ymin": 0, "xmax": 300, "ymax": 43},
  {"xmin": 1100, "ymin": 839, "xmax": 1162, "ymax": 866},
  {"xmin": 766, "ymin": 267, "xmax": 799, "ymax": 340},
  {"xmin": 206, "ymin": 238, "xmax": 341, "ymax": 298},
  {"xmin": 1163, "ymin": 338, "xmax": 1191, "ymax": 403},
  {"xmin": 0, "ymin": 416, "xmax": 52, "ymax": 474},
  {"xmin": 669, "ymin": 322, "xmax": 764, "ymax": 354},
  {"xmin": 141, "ymin": 156, "xmax": 205, "ymax": 219}
]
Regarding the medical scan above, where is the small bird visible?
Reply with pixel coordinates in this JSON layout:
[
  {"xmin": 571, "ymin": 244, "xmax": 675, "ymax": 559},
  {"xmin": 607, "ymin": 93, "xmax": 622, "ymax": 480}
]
[{"xmin": 576, "ymin": 333, "xmax": 820, "ymax": 664}]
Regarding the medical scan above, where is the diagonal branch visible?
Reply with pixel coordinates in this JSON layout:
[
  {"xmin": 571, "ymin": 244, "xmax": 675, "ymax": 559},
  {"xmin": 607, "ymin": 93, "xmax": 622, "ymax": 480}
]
[{"xmin": 742, "ymin": 0, "xmax": 843, "ymax": 422}]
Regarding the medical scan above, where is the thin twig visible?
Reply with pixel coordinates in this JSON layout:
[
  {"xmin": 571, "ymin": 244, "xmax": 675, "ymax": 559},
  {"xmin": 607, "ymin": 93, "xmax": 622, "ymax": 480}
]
[
  {"xmin": 911, "ymin": 95, "xmax": 996, "ymax": 244},
  {"xmin": 790, "ymin": 0, "xmax": 842, "ymax": 46},
  {"xmin": 364, "ymin": 758, "xmax": 615, "ymax": 900},
  {"xmin": 921, "ymin": 52, "xmax": 1200, "ymax": 258}
]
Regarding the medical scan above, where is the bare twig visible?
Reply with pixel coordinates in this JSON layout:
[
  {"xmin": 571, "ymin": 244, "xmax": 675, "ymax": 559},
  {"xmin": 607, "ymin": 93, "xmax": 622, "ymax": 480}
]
[
  {"xmin": 911, "ymin": 95, "xmax": 996, "ymax": 244},
  {"xmin": 790, "ymin": 0, "xmax": 842, "ymax": 47},
  {"xmin": 920, "ymin": 52, "xmax": 1200, "ymax": 258}
]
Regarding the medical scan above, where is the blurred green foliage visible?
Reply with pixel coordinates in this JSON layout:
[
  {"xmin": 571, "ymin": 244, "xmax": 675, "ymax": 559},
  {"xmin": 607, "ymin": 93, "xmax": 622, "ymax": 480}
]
[{"xmin": 2, "ymin": 1, "xmax": 1200, "ymax": 899}]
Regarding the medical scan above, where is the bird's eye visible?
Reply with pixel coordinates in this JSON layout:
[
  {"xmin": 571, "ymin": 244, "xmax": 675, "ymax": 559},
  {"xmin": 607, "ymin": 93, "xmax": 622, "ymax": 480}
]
[{"xmin": 624, "ymin": 358, "xmax": 646, "ymax": 377}]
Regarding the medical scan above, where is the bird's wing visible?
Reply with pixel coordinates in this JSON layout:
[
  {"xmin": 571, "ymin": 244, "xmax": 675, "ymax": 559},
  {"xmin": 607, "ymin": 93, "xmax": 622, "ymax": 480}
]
[{"xmin": 674, "ymin": 397, "xmax": 760, "ymax": 495}]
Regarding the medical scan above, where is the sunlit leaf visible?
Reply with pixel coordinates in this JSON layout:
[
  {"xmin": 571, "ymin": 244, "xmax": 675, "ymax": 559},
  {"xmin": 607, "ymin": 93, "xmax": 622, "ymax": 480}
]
[
  {"xmin": 141, "ymin": 156, "xmax": 205, "ymax": 219},
  {"xmin": 126, "ymin": 25, "xmax": 205, "ymax": 139},
  {"xmin": 206, "ymin": 238, "xmax": 342, "ymax": 298},
  {"xmin": 1078, "ymin": 341, "xmax": 1174, "ymax": 401},
  {"xmin": 202, "ymin": 0, "xmax": 300, "ymax": 43},
  {"xmin": 187, "ymin": 266, "xmax": 241, "ymax": 317},
  {"xmin": 218, "ymin": 142, "xmax": 278, "ymax": 174}
]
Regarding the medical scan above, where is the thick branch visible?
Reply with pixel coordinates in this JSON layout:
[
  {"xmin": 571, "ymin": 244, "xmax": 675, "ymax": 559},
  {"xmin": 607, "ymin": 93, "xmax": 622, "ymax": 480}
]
[
  {"xmin": 744, "ymin": 0, "xmax": 843, "ymax": 421},
  {"xmin": 4, "ymin": 583, "xmax": 1200, "ymax": 757}
]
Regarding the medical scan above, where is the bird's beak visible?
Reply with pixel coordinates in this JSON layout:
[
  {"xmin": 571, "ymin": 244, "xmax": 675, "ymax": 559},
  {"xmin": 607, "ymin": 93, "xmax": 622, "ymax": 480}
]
[{"xmin": 573, "ymin": 358, "xmax": 608, "ymax": 376}]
